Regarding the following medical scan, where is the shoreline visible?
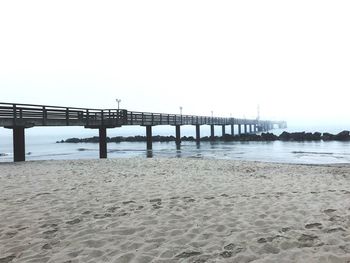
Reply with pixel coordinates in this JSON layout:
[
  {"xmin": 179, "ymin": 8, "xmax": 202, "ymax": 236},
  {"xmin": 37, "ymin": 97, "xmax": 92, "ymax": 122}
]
[
  {"xmin": 1, "ymin": 158, "xmax": 350, "ymax": 262},
  {"xmin": 2, "ymin": 157, "xmax": 350, "ymax": 167}
]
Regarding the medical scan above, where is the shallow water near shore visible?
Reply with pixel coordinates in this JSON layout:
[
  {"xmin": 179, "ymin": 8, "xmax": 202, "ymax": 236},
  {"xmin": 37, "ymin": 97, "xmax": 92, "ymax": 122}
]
[
  {"xmin": 2, "ymin": 126, "xmax": 350, "ymax": 164},
  {"xmin": 1, "ymin": 139, "xmax": 350, "ymax": 164}
]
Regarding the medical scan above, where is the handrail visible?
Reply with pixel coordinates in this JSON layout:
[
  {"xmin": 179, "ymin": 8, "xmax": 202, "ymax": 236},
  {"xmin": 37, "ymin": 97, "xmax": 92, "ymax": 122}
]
[{"xmin": 0, "ymin": 102, "xmax": 286, "ymax": 128}]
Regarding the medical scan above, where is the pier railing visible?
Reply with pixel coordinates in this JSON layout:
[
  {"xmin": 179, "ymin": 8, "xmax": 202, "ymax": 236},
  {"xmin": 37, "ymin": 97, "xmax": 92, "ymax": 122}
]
[
  {"xmin": 0, "ymin": 102, "xmax": 269, "ymax": 127},
  {"xmin": 0, "ymin": 102, "xmax": 127, "ymax": 128},
  {"xmin": 127, "ymin": 111, "xmax": 257, "ymax": 126}
]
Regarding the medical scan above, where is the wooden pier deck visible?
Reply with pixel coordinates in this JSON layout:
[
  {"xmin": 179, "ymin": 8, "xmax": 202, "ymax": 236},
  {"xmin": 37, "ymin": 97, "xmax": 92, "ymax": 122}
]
[{"xmin": 0, "ymin": 102, "xmax": 287, "ymax": 161}]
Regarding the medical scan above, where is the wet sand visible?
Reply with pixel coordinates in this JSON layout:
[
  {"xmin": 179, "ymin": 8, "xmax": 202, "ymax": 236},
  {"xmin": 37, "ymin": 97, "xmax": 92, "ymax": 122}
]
[{"xmin": 1, "ymin": 158, "xmax": 350, "ymax": 262}]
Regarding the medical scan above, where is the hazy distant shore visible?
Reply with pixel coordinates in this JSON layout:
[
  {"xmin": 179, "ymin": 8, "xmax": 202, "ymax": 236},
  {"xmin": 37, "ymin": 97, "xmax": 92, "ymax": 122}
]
[
  {"xmin": 1, "ymin": 158, "xmax": 350, "ymax": 262},
  {"xmin": 57, "ymin": 130, "xmax": 350, "ymax": 144}
]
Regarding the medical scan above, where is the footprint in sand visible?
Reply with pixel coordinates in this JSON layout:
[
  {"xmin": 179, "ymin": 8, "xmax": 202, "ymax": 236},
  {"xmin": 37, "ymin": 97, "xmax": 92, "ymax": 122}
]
[
  {"xmin": 325, "ymin": 227, "xmax": 346, "ymax": 233},
  {"xmin": 5, "ymin": 231, "xmax": 17, "ymax": 238},
  {"xmin": 224, "ymin": 243, "xmax": 235, "ymax": 250},
  {"xmin": 43, "ymin": 228, "xmax": 58, "ymax": 235},
  {"xmin": 42, "ymin": 243, "xmax": 52, "ymax": 250},
  {"xmin": 257, "ymin": 238, "xmax": 267, "ymax": 243},
  {"xmin": 305, "ymin": 223, "xmax": 322, "ymax": 229},
  {"xmin": 150, "ymin": 198, "xmax": 162, "ymax": 203},
  {"xmin": 258, "ymin": 235, "xmax": 287, "ymax": 243},
  {"xmin": 329, "ymin": 215, "xmax": 342, "ymax": 222},
  {"xmin": 123, "ymin": 201, "xmax": 136, "ymax": 205},
  {"xmin": 175, "ymin": 251, "xmax": 201, "ymax": 258},
  {"xmin": 259, "ymin": 244, "xmax": 280, "ymax": 254},
  {"xmin": 280, "ymin": 227, "xmax": 291, "ymax": 233},
  {"xmin": 150, "ymin": 198, "xmax": 162, "ymax": 209},
  {"xmin": 323, "ymin": 208, "xmax": 337, "ymax": 213},
  {"xmin": 223, "ymin": 243, "xmax": 245, "ymax": 255},
  {"xmin": 94, "ymin": 213, "xmax": 112, "ymax": 219},
  {"xmin": 220, "ymin": 251, "xmax": 233, "ymax": 258},
  {"xmin": 40, "ymin": 223, "xmax": 58, "ymax": 228},
  {"xmin": 106, "ymin": 206, "xmax": 119, "ymax": 213},
  {"xmin": 117, "ymin": 212, "xmax": 128, "ymax": 217},
  {"xmin": 0, "ymin": 254, "xmax": 16, "ymax": 263},
  {"xmin": 66, "ymin": 218, "xmax": 81, "ymax": 225},
  {"xmin": 297, "ymin": 234, "xmax": 320, "ymax": 247},
  {"xmin": 82, "ymin": 210, "xmax": 91, "ymax": 215}
]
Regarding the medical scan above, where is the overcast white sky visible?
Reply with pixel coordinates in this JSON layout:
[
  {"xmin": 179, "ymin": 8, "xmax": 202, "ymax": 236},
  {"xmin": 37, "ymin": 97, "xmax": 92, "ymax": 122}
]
[{"xmin": 1, "ymin": 0, "xmax": 350, "ymax": 126}]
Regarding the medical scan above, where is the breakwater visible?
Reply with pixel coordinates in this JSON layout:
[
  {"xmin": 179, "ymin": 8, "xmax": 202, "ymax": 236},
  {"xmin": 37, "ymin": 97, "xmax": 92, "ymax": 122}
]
[{"xmin": 57, "ymin": 130, "xmax": 350, "ymax": 143}]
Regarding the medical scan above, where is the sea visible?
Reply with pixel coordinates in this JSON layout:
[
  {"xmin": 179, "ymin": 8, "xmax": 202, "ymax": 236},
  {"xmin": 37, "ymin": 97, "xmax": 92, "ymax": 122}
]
[{"xmin": 1, "ymin": 124, "xmax": 350, "ymax": 164}]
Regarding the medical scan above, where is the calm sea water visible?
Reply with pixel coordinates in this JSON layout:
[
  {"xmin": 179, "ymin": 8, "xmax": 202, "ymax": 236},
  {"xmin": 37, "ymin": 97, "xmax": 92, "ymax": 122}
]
[{"xmin": 1, "ymin": 125, "xmax": 350, "ymax": 164}]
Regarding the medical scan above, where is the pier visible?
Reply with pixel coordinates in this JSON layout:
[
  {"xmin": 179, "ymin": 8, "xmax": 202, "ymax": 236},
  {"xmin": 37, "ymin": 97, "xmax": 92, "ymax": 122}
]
[{"xmin": 0, "ymin": 102, "xmax": 287, "ymax": 162}]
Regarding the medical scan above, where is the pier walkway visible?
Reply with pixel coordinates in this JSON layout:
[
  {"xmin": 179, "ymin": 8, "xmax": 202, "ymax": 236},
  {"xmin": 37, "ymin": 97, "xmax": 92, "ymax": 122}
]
[{"xmin": 0, "ymin": 102, "xmax": 286, "ymax": 161}]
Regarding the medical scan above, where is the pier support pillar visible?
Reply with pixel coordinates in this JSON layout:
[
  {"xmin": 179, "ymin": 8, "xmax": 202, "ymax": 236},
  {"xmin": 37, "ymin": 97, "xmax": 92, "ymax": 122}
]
[
  {"xmin": 175, "ymin": 125, "xmax": 181, "ymax": 145},
  {"xmin": 254, "ymin": 124, "xmax": 257, "ymax": 133},
  {"xmin": 238, "ymin": 124, "xmax": 242, "ymax": 136},
  {"xmin": 249, "ymin": 125, "xmax": 252, "ymax": 134},
  {"xmin": 99, "ymin": 127, "xmax": 107, "ymax": 159},
  {"xmin": 210, "ymin": 125, "xmax": 215, "ymax": 141},
  {"xmin": 195, "ymin": 125, "xmax": 200, "ymax": 144},
  {"xmin": 146, "ymin": 125, "xmax": 152, "ymax": 150},
  {"xmin": 13, "ymin": 127, "xmax": 25, "ymax": 162},
  {"xmin": 231, "ymin": 124, "xmax": 234, "ymax": 136},
  {"xmin": 222, "ymin": 125, "xmax": 226, "ymax": 136},
  {"xmin": 244, "ymin": 124, "xmax": 248, "ymax": 134}
]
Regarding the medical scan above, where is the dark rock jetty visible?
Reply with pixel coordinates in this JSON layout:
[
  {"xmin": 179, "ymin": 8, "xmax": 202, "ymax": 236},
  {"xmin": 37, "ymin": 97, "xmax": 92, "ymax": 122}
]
[{"xmin": 57, "ymin": 131, "xmax": 350, "ymax": 143}]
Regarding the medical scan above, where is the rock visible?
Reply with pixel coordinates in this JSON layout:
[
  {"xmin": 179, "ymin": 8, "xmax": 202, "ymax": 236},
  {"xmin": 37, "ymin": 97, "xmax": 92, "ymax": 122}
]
[
  {"xmin": 58, "ymin": 130, "xmax": 350, "ymax": 143},
  {"xmin": 223, "ymin": 134, "xmax": 234, "ymax": 141},
  {"xmin": 312, "ymin": 132, "xmax": 322, "ymax": 140},
  {"xmin": 261, "ymin": 133, "xmax": 278, "ymax": 141},
  {"xmin": 290, "ymin": 132, "xmax": 306, "ymax": 141},
  {"xmin": 334, "ymin": 130, "xmax": 350, "ymax": 141},
  {"xmin": 322, "ymin": 132, "xmax": 335, "ymax": 140},
  {"xmin": 65, "ymin": 137, "xmax": 81, "ymax": 143},
  {"xmin": 279, "ymin": 131, "xmax": 291, "ymax": 141}
]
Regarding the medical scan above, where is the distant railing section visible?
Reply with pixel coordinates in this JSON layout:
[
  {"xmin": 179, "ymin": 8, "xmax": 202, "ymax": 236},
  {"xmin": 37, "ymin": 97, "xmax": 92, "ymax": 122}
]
[{"xmin": 126, "ymin": 111, "xmax": 258, "ymax": 126}]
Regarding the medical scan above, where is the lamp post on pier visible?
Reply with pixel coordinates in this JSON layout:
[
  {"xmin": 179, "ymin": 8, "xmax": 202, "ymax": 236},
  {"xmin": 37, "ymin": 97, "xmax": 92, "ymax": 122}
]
[
  {"xmin": 180, "ymin": 106, "xmax": 183, "ymax": 123},
  {"xmin": 116, "ymin": 99, "xmax": 121, "ymax": 110}
]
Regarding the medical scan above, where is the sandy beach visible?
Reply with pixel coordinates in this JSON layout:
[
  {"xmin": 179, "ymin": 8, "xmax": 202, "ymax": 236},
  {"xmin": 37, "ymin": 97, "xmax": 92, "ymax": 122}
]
[{"xmin": 1, "ymin": 158, "xmax": 350, "ymax": 262}]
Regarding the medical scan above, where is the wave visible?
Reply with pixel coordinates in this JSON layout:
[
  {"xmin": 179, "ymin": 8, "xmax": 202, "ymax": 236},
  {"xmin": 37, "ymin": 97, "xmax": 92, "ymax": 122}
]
[
  {"xmin": 77, "ymin": 148, "xmax": 96, "ymax": 152},
  {"xmin": 292, "ymin": 151, "xmax": 334, "ymax": 155}
]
